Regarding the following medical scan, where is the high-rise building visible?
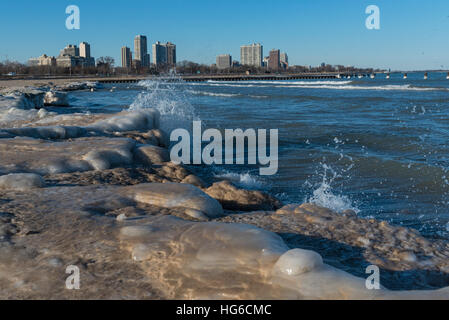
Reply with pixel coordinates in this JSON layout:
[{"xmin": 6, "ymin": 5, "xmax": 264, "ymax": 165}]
[
  {"xmin": 268, "ymin": 49, "xmax": 280, "ymax": 71},
  {"xmin": 152, "ymin": 41, "xmax": 167, "ymax": 66},
  {"xmin": 79, "ymin": 42, "xmax": 91, "ymax": 58},
  {"xmin": 134, "ymin": 35, "xmax": 149, "ymax": 67},
  {"xmin": 121, "ymin": 46, "xmax": 132, "ymax": 68},
  {"xmin": 152, "ymin": 41, "xmax": 177, "ymax": 67},
  {"xmin": 280, "ymin": 52, "xmax": 288, "ymax": 65},
  {"xmin": 216, "ymin": 54, "xmax": 232, "ymax": 69},
  {"xmin": 165, "ymin": 42, "xmax": 176, "ymax": 66},
  {"xmin": 240, "ymin": 43, "xmax": 263, "ymax": 67}
]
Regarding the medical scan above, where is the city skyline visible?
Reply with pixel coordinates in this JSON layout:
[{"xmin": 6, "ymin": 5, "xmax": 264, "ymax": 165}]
[{"xmin": 1, "ymin": 0, "xmax": 449, "ymax": 70}]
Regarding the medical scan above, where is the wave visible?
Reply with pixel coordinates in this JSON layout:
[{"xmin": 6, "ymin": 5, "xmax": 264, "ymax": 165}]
[
  {"xmin": 186, "ymin": 90, "xmax": 242, "ymax": 98},
  {"xmin": 132, "ymin": 79, "xmax": 197, "ymax": 133},
  {"xmin": 191, "ymin": 81, "xmax": 448, "ymax": 91},
  {"xmin": 213, "ymin": 170, "xmax": 264, "ymax": 189}
]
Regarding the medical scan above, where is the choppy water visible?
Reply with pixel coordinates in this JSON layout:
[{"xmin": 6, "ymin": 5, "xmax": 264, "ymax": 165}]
[{"xmin": 69, "ymin": 72, "xmax": 449, "ymax": 240}]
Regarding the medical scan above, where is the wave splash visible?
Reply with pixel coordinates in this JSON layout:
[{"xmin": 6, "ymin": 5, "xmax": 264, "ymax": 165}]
[
  {"xmin": 131, "ymin": 76, "xmax": 197, "ymax": 133},
  {"xmin": 305, "ymin": 163, "xmax": 360, "ymax": 214}
]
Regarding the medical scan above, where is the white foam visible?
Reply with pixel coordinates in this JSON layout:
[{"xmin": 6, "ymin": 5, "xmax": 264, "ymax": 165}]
[{"xmin": 214, "ymin": 171, "xmax": 264, "ymax": 189}]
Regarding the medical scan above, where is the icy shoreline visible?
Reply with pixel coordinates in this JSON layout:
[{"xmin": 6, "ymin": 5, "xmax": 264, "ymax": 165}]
[{"xmin": 0, "ymin": 84, "xmax": 448, "ymax": 299}]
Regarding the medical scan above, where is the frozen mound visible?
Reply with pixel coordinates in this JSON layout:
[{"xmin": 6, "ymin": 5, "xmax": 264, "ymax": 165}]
[
  {"xmin": 0, "ymin": 109, "xmax": 161, "ymax": 140},
  {"xmin": 204, "ymin": 180, "xmax": 282, "ymax": 211},
  {"xmin": 128, "ymin": 183, "xmax": 224, "ymax": 219},
  {"xmin": 0, "ymin": 173, "xmax": 45, "ymax": 191},
  {"xmin": 88, "ymin": 109, "xmax": 160, "ymax": 133},
  {"xmin": 55, "ymin": 81, "xmax": 101, "ymax": 92},
  {"xmin": 0, "ymin": 137, "xmax": 136, "ymax": 175},
  {"xmin": 119, "ymin": 216, "xmax": 449, "ymax": 299},
  {"xmin": 0, "ymin": 87, "xmax": 45, "ymax": 110},
  {"xmin": 43, "ymin": 91, "xmax": 69, "ymax": 107},
  {"xmin": 218, "ymin": 203, "xmax": 449, "ymax": 288}
]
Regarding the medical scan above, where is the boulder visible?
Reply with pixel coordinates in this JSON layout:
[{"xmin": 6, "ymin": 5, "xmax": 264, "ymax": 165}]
[
  {"xmin": 134, "ymin": 145, "xmax": 170, "ymax": 166},
  {"xmin": 205, "ymin": 181, "xmax": 282, "ymax": 211}
]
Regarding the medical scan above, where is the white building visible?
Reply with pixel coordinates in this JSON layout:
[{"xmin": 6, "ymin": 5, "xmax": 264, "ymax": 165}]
[{"xmin": 240, "ymin": 43, "xmax": 263, "ymax": 67}]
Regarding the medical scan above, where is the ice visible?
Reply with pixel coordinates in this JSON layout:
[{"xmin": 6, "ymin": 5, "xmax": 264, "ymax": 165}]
[
  {"xmin": 129, "ymin": 183, "xmax": 224, "ymax": 218},
  {"xmin": 0, "ymin": 173, "xmax": 45, "ymax": 191},
  {"xmin": 43, "ymin": 91, "xmax": 69, "ymax": 107},
  {"xmin": 0, "ymin": 137, "xmax": 136, "ymax": 175},
  {"xmin": 89, "ymin": 109, "xmax": 160, "ymax": 133},
  {"xmin": 119, "ymin": 216, "xmax": 449, "ymax": 300},
  {"xmin": 273, "ymin": 249, "xmax": 323, "ymax": 276}
]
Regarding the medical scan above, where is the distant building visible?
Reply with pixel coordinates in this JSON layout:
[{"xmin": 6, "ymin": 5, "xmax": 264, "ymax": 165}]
[
  {"xmin": 152, "ymin": 41, "xmax": 177, "ymax": 67},
  {"xmin": 134, "ymin": 35, "xmax": 149, "ymax": 67},
  {"xmin": 268, "ymin": 49, "xmax": 280, "ymax": 71},
  {"xmin": 56, "ymin": 43, "xmax": 95, "ymax": 67},
  {"xmin": 28, "ymin": 54, "xmax": 56, "ymax": 67},
  {"xmin": 216, "ymin": 54, "xmax": 232, "ymax": 69},
  {"xmin": 240, "ymin": 43, "xmax": 263, "ymax": 67},
  {"xmin": 121, "ymin": 46, "xmax": 132, "ymax": 68},
  {"xmin": 165, "ymin": 42, "xmax": 176, "ymax": 66},
  {"xmin": 79, "ymin": 42, "xmax": 91, "ymax": 58},
  {"xmin": 263, "ymin": 56, "xmax": 270, "ymax": 68},
  {"xmin": 280, "ymin": 52, "xmax": 288, "ymax": 65}
]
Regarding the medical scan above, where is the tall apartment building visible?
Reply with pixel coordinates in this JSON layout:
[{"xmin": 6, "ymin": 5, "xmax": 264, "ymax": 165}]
[
  {"xmin": 240, "ymin": 43, "xmax": 263, "ymax": 67},
  {"xmin": 268, "ymin": 49, "xmax": 280, "ymax": 71},
  {"xmin": 134, "ymin": 35, "xmax": 150, "ymax": 67},
  {"xmin": 60, "ymin": 44, "xmax": 79, "ymax": 57},
  {"xmin": 79, "ymin": 42, "xmax": 91, "ymax": 58},
  {"xmin": 152, "ymin": 41, "xmax": 177, "ymax": 67},
  {"xmin": 121, "ymin": 46, "xmax": 132, "ymax": 68},
  {"xmin": 216, "ymin": 54, "xmax": 232, "ymax": 69},
  {"xmin": 280, "ymin": 52, "xmax": 288, "ymax": 65}
]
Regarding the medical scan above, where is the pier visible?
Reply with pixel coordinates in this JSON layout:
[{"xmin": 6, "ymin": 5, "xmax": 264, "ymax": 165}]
[{"xmin": 96, "ymin": 72, "xmax": 368, "ymax": 84}]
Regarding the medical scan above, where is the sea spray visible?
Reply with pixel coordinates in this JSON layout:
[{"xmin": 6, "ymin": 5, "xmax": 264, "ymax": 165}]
[
  {"xmin": 131, "ymin": 76, "xmax": 197, "ymax": 133},
  {"xmin": 305, "ymin": 163, "xmax": 360, "ymax": 214}
]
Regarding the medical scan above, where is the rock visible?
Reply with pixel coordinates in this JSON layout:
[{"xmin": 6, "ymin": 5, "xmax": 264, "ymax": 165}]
[
  {"xmin": 44, "ymin": 91, "xmax": 69, "ymax": 107},
  {"xmin": 130, "ymin": 183, "xmax": 224, "ymax": 218},
  {"xmin": 204, "ymin": 181, "xmax": 282, "ymax": 211},
  {"xmin": 0, "ymin": 173, "xmax": 45, "ymax": 191},
  {"xmin": 181, "ymin": 175, "xmax": 207, "ymax": 188},
  {"xmin": 134, "ymin": 145, "xmax": 170, "ymax": 166}
]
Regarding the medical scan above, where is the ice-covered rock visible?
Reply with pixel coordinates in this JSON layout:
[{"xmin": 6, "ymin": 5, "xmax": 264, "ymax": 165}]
[
  {"xmin": 0, "ymin": 173, "xmax": 45, "ymax": 191},
  {"xmin": 0, "ymin": 88, "xmax": 45, "ymax": 110},
  {"xmin": 44, "ymin": 91, "xmax": 69, "ymax": 107},
  {"xmin": 134, "ymin": 145, "xmax": 170, "ymax": 166},
  {"xmin": 89, "ymin": 109, "xmax": 160, "ymax": 133},
  {"xmin": 273, "ymin": 249, "xmax": 324, "ymax": 276},
  {"xmin": 0, "ymin": 137, "xmax": 135, "ymax": 175},
  {"xmin": 205, "ymin": 181, "xmax": 282, "ymax": 211},
  {"xmin": 129, "ymin": 183, "xmax": 224, "ymax": 218}
]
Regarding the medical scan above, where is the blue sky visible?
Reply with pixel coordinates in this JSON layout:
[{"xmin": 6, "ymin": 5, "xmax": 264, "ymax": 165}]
[{"xmin": 0, "ymin": 0, "xmax": 448, "ymax": 70}]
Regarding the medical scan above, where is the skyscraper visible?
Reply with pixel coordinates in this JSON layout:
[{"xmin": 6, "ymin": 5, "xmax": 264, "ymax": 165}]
[
  {"xmin": 121, "ymin": 46, "xmax": 132, "ymax": 68},
  {"xmin": 240, "ymin": 43, "xmax": 263, "ymax": 67},
  {"xmin": 165, "ymin": 42, "xmax": 176, "ymax": 66},
  {"xmin": 280, "ymin": 52, "xmax": 288, "ymax": 65},
  {"xmin": 268, "ymin": 49, "xmax": 280, "ymax": 71},
  {"xmin": 134, "ymin": 35, "xmax": 149, "ymax": 67},
  {"xmin": 79, "ymin": 42, "xmax": 91, "ymax": 58},
  {"xmin": 216, "ymin": 54, "xmax": 232, "ymax": 69},
  {"xmin": 152, "ymin": 41, "xmax": 177, "ymax": 67}
]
